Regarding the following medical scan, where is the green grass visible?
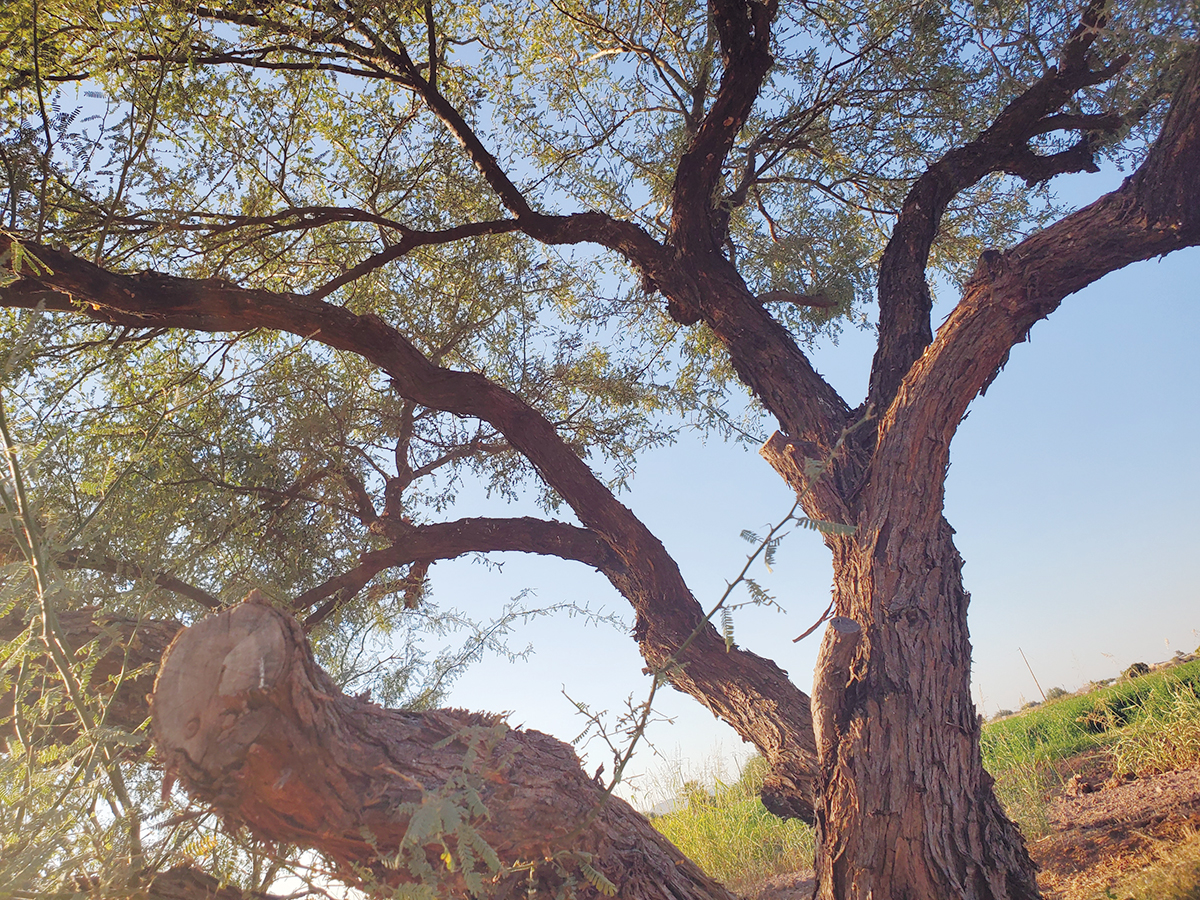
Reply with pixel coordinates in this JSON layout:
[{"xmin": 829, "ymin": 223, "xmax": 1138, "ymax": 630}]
[
  {"xmin": 647, "ymin": 757, "xmax": 815, "ymax": 890},
  {"xmin": 646, "ymin": 659, "xmax": 1200, "ymax": 891},
  {"xmin": 981, "ymin": 658, "xmax": 1200, "ymax": 837},
  {"xmin": 1110, "ymin": 681, "xmax": 1200, "ymax": 775},
  {"xmin": 984, "ymin": 659, "xmax": 1200, "ymax": 765}
]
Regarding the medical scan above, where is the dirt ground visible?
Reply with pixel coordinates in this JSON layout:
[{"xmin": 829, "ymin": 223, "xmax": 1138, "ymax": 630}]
[
  {"xmin": 1032, "ymin": 754, "xmax": 1200, "ymax": 899},
  {"xmin": 742, "ymin": 755, "xmax": 1200, "ymax": 900}
]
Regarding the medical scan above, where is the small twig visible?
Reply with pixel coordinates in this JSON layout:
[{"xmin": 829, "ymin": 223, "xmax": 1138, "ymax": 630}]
[{"xmin": 793, "ymin": 598, "xmax": 835, "ymax": 643}]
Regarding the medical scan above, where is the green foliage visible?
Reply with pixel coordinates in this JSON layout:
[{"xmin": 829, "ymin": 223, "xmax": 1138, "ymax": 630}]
[
  {"xmin": 1110, "ymin": 681, "xmax": 1200, "ymax": 775},
  {"xmin": 378, "ymin": 724, "xmax": 507, "ymax": 895},
  {"xmin": 649, "ymin": 755, "xmax": 815, "ymax": 890},
  {"xmin": 984, "ymin": 659, "xmax": 1200, "ymax": 763},
  {"xmin": 1, "ymin": 0, "xmax": 1197, "ymax": 894}
]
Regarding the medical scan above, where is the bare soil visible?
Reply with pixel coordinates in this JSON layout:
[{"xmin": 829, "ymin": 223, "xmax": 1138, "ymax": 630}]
[
  {"xmin": 1032, "ymin": 754, "xmax": 1200, "ymax": 899},
  {"xmin": 743, "ymin": 754, "xmax": 1200, "ymax": 900}
]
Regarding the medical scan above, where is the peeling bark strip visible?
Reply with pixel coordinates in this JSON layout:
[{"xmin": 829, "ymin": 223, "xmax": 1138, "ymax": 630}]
[{"xmin": 152, "ymin": 601, "xmax": 738, "ymax": 900}]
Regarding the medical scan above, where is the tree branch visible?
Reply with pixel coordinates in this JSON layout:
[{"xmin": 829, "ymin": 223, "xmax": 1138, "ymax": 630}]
[
  {"xmin": 870, "ymin": 48, "xmax": 1200, "ymax": 530},
  {"xmin": 152, "ymin": 602, "xmax": 740, "ymax": 900},
  {"xmin": 669, "ymin": 0, "xmax": 778, "ymax": 257},
  {"xmin": 868, "ymin": 0, "xmax": 1129, "ymax": 413},
  {"xmin": 294, "ymin": 516, "xmax": 625, "ymax": 628},
  {"xmin": 53, "ymin": 549, "xmax": 221, "ymax": 609},
  {"xmin": 0, "ymin": 240, "xmax": 823, "ymax": 819}
]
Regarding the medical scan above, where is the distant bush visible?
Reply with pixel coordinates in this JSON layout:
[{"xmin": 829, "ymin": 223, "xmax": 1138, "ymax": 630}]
[
  {"xmin": 992, "ymin": 709, "xmax": 1015, "ymax": 721},
  {"xmin": 1124, "ymin": 662, "xmax": 1151, "ymax": 679},
  {"xmin": 1021, "ymin": 700, "xmax": 1041, "ymax": 710},
  {"xmin": 1045, "ymin": 687, "xmax": 1069, "ymax": 700}
]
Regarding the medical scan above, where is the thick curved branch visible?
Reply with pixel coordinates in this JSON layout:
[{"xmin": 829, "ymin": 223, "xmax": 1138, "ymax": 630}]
[
  {"xmin": 157, "ymin": 1, "xmax": 850, "ymax": 482},
  {"xmin": 0, "ymin": 241, "xmax": 822, "ymax": 819},
  {"xmin": 868, "ymin": 0, "xmax": 1129, "ymax": 412},
  {"xmin": 294, "ymin": 516, "xmax": 625, "ymax": 628},
  {"xmin": 153, "ymin": 602, "xmax": 739, "ymax": 900},
  {"xmin": 869, "ymin": 48, "xmax": 1200, "ymax": 531}
]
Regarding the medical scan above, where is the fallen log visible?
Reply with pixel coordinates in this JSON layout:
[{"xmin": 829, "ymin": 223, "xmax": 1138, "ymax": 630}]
[{"xmin": 152, "ymin": 599, "xmax": 739, "ymax": 899}]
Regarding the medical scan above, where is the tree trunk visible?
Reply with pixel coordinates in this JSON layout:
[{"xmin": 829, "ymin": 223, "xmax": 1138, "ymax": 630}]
[
  {"xmin": 151, "ymin": 599, "xmax": 739, "ymax": 900},
  {"xmin": 809, "ymin": 515, "xmax": 1038, "ymax": 900}
]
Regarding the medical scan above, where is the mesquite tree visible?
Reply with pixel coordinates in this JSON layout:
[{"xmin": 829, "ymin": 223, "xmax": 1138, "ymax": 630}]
[{"xmin": 2, "ymin": 0, "xmax": 1198, "ymax": 897}]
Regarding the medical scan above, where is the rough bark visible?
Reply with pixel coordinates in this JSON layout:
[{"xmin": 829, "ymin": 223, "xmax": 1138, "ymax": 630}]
[
  {"xmin": 812, "ymin": 522, "xmax": 1038, "ymax": 900},
  {"xmin": 151, "ymin": 600, "xmax": 739, "ymax": 900},
  {"xmin": 867, "ymin": 0, "xmax": 1126, "ymax": 412},
  {"xmin": 3, "ymin": 2, "xmax": 1199, "ymax": 896},
  {"xmin": 802, "ymin": 47, "xmax": 1200, "ymax": 900},
  {"xmin": 0, "ymin": 607, "xmax": 179, "ymax": 742}
]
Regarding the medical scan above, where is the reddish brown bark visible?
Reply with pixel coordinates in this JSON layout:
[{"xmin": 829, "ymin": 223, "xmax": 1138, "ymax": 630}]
[
  {"xmin": 152, "ymin": 600, "xmax": 739, "ymax": 900},
  {"xmin": 3, "ymin": 1, "xmax": 1200, "ymax": 896},
  {"xmin": 0, "ymin": 607, "xmax": 179, "ymax": 742},
  {"xmin": 868, "ymin": 0, "xmax": 1126, "ymax": 411},
  {"xmin": 799, "ymin": 48, "xmax": 1200, "ymax": 900}
]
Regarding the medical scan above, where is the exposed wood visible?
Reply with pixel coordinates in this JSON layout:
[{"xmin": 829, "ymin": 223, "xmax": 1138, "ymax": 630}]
[
  {"xmin": 810, "ymin": 617, "xmax": 860, "ymax": 760},
  {"xmin": 152, "ymin": 601, "xmax": 740, "ymax": 900},
  {"xmin": 3, "ymin": 4, "xmax": 1199, "ymax": 897},
  {"xmin": 0, "ymin": 239, "xmax": 823, "ymax": 823}
]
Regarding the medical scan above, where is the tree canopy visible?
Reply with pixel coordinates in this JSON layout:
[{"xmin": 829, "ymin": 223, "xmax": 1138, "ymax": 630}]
[{"xmin": 1, "ymin": 0, "xmax": 1198, "ymax": 897}]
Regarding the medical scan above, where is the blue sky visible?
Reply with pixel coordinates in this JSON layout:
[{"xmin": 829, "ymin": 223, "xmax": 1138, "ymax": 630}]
[{"xmin": 417, "ymin": 173, "xmax": 1200, "ymax": 799}]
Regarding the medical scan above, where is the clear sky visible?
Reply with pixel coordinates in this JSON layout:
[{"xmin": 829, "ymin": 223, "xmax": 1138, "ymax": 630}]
[{"xmin": 419, "ymin": 171, "xmax": 1200, "ymax": 802}]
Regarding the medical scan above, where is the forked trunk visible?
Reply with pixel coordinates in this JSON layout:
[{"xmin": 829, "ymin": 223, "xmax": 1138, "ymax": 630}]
[{"xmin": 811, "ymin": 517, "xmax": 1039, "ymax": 900}]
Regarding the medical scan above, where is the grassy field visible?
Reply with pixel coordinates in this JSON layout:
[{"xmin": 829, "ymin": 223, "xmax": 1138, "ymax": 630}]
[
  {"xmin": 982, "ymin": 657, "xmax": 1200, "ymax": 835},
  {"xmin": 646, "ymin": 756, "xmax": 815, "ymax": 891},
  {"xmin": 649, "ymin": 657, "xmax": 1200, "ymax": 896}
]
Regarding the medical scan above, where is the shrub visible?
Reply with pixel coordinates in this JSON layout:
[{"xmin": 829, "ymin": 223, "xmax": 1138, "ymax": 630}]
[
  {"xmin": 1045, "ymin": 687, "xmax": 1069, "ymax": 700},
  {"xmin": 992, "ymin": 709, "xmax": 1015, "ymax": 721},
  {"xmin": 1124, "ymin": 662, "xmax": 1151, "ymax": 679}
]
